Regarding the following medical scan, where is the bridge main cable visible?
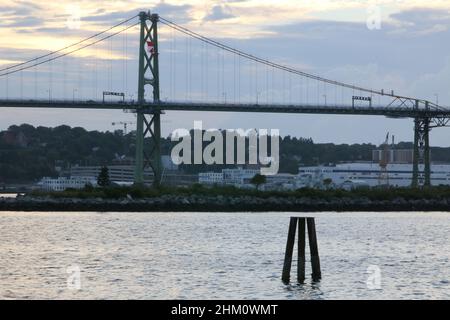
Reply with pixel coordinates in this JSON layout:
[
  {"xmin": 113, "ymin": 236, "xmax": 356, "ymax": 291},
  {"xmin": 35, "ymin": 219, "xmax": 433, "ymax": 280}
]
[
  {"xmin": 0, "ymin": 15, "xmax": 139, "ymax": 76},
  {"xmin": 159, "ymin": 16, "xmax": 433, "ymax": 106}
]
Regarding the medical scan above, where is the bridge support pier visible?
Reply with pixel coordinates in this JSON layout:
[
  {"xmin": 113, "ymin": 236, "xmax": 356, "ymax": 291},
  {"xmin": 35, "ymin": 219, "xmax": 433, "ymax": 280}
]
[
  {"xmin": 412, "ymin": 115, "xmax": 431, "ymax": 188},
  {"xmin": 135, "ymin": 111, "xmax": 163, "ymax": 186},
  {"xmin": 134, "ymin": 11, "xmax": 163, "ymax": 187}
]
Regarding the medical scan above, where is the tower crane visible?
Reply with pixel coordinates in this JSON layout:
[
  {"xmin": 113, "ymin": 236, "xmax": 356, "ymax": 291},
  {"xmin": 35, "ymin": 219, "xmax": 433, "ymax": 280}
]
[{"xmin": 112, "ymin": 121, "xmax": 135, "ymax": 135}]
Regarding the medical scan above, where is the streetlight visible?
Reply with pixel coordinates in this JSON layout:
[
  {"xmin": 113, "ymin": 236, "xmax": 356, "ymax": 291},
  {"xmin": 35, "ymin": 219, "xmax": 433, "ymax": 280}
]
[
  {"xmin": 323, "ymin": 94, "xmax": 327, "ymax": 106},
  {"xmin": 434, "ymin": 93, "xmax": 439, "ymax": 105}
]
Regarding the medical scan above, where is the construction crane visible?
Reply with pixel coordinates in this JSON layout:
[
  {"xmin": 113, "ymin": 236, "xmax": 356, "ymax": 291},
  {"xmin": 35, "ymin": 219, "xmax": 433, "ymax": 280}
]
[
  {"xmin": 378, "ymin": 132, "xmax": 391, "ymax": 187},
  {"xmin": 112, "ymin": 120, "xmax": 172, "ymax": 136},
  {"xmin": 112, "ymin": 121, "xmax": 135, "ymax": 135}
]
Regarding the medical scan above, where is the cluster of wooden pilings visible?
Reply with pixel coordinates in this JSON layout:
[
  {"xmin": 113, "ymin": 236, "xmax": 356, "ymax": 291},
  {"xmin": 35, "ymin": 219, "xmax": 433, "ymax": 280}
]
[{"xmin": 282, "ymin": 217, "xmax": 321, "ymax": 284}]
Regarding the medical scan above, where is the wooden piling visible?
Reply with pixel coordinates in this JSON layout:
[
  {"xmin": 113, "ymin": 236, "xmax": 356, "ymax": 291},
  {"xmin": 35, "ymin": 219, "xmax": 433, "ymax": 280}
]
[
  {"xmin": 282, "ymin": 217, "xmax": 297, "ymax": 283},
  {"xmin": 307, "ymin": 218, "xmax": 322, "ymax": 281},
  {"xmin": 297, "ymin": 218, "xmax": 306, "ymax": 284}
]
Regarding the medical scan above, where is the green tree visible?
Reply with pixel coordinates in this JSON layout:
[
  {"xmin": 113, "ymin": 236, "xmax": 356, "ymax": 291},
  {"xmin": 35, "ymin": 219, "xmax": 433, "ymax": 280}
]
[
  {"xmin": 97, "ymin": 166, "xmax": 111, "ymax": 187},
  {"xmin": 250, "ymin": 174, "xmax": 267, "ymax": 191},
  {"xmin": 323, "ymin": 178, "xmax": 333, "ymax": 189}
]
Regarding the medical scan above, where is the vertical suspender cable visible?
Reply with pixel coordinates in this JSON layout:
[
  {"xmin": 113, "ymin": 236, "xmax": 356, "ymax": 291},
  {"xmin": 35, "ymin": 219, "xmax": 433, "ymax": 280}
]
[
  {"xmin": 238, "ymin": 54, "xmax": 241, "ymax": 103},
  {"xmin": 185, "ymin": 37, "xmax": 188, "ymax": 101},
  {"xmin": 173, "ymin": 24, "xmax": 176, "ymax": 101},
  {"xmin": 125, "ymin": 22, "xmax": 128, "ymax": 99},
  {"xmin": 50, "ymin": 59, "xmax": 53, "ymax": 101},
  {"xmin": 34, "ymin": 65, "xmax": 37, "ymax": 99},
  {"xmin": 200, "ymin": 40, "xmax": 204, "ymax": 102},
  {"xmin": 20, "ymin": 70, "xmax": 23, "ymax": 99},
  {"xmin": 222, "ymin": 48, "xmax": 225, "ymax": 103},
  {"xmin": 233, "ymin": 53, "xmax": 236, "ymax": 103},
  {"xmin": 266, "ymin": 61, "xmax": 269, "ymax": 104}
]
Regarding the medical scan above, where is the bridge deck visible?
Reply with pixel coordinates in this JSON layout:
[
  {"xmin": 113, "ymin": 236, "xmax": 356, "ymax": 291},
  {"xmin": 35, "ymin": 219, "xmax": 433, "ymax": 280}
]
[{"xmin": 1, "ymin": 100, "xmax": 450, "ymax": 118}]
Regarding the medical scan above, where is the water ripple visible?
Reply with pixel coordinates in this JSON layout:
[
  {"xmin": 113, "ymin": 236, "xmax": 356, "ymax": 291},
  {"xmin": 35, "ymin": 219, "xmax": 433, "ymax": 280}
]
[{"xmin": 0, "ymin": 211, "xmax": 449, "ymax": 299}]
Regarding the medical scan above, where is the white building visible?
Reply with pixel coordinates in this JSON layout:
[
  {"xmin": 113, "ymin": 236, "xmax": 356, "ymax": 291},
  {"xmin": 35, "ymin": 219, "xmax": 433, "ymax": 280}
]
[
  {"xmin": 299, "ymin": 162, "xmax": 450, "ymax": 188},
  {"xmin": 70, "ymin": 158, "xmax": 178, "ymax": 186},
  {"xmin": 38, "ymin": 176, "xmax": 97, "ymax": 192},
  {"xmin": 198, "ymin": 168, "xmax": 299, "ymax": 190},
  {"xmin": 198, "ymin": 162, "xmax": 450, "ymax": 190},
  {"xmin": 198, "ymin": 172, "xmax": 224, "ymax": 185},
  {"xmin": 70, "ymin": 165, "xmax": 152, "ymax": 185},
  {"xmin": 198, "ymin": 168, "xmax": 260, "ymax": 187},
  {"xmin": 264, "ymin": 174, "xmax": 298, "ymax": 190},
  {"xmin": 223, "ymin": 168, "xmax": 260, "ymax": 186}
]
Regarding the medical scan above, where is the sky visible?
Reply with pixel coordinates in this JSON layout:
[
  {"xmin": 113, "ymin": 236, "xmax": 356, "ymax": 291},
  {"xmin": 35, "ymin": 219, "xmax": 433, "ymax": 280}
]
[{"xmin": 1, "ymin": 0, "xmax": 450, "ymax": 146}]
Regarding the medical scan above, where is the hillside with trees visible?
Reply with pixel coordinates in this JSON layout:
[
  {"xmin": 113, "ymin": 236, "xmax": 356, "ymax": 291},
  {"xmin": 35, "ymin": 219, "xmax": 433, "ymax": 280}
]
[{"xmin": 1, "ymin": 123, "xmax": 449, "ymax": 184}]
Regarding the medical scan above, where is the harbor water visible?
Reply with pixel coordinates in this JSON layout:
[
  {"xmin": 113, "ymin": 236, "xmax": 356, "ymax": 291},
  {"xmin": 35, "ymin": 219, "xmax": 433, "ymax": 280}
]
[{"xmin": 0, "ymin": 211, "xmax": 449, "ymax": 299}]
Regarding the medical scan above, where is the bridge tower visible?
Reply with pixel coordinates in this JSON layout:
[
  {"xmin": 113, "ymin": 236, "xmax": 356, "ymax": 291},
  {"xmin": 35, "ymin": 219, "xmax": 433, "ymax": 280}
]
[
  {"xmin": 412, "ymin": 100, "xmax": 431, "ymax": 188},
  {"xmin": 134, "ymin": 11, "xmax": 163, "ymax": 186}
]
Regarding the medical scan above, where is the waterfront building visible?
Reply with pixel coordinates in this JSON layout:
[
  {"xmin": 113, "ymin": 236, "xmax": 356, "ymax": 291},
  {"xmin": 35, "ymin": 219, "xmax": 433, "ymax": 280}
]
[
  {"xmin": 69, "ymin": 156, "xmax": 179, "ymax": 186},
  {"xmin": 299, "ymin": 163, "xmax": 450, "ymax": 188},
  {"xmin": 198, "ymin": 172, "xmax": 224, "ymax": 185},
  {"xmin": 70, "ymin": 165, "xmax": 146, "ymax": 185},
  {"xmin": 38, "ymin": 176, "xmax": 97, "ymax": 192},
  {"xmin": 199, "ymin": 168, "xmax": 259, "ymax": 187},
  {"xmin": 223, "ymin": 169, "xmax": 260, "ymax": 186},
  {"xmin": 199, "ymin": 162, "xmax": 450, "ymax": 190},
  {"xmin": 198, "ymin": 168, "xmax": 298, "ymax": 190}
]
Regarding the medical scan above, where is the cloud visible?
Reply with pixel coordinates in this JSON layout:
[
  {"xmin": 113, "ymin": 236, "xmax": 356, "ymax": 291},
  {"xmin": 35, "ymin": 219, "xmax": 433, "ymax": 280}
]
[
  {"xmin": 82, "ymin": 3, "xmax": 193, "ymax": 25},
  {"xmin": 259, "ymin": 17, "xmax": 450, "ymax": 78},
  {"xmin": 0, "ymin": 1, "xmax": 43, "ymax": 28},
  {"xmin": 203, "ymin": 5, "xmax": 235, "ymax": 22},
  {"xmin": 2, "ymin": 1, "xmax": 450, "ymax": 146},
  {"xmin": 13, "ymin": 1, "xmax": 42, "ymax": 11},
  {"xmin": 0, "ymin": 16, "xmax": 43, "ymax": 27},
  {"xmin": 390, "ymin": 8, "xmax": 450, "ymax": 35}
]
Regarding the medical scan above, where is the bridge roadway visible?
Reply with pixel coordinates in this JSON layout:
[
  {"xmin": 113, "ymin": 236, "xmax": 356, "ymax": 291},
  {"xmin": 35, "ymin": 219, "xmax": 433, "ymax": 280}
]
[{"xmin": 1, "ymin": 99, "xmax": 450, "ymax": 119}]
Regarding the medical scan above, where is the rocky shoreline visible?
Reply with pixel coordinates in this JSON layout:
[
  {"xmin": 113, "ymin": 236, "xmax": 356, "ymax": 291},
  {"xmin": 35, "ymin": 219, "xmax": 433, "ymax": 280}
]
[{"xmin": 1, "ymin": 195, "xmax": 450, "ymax": 212}]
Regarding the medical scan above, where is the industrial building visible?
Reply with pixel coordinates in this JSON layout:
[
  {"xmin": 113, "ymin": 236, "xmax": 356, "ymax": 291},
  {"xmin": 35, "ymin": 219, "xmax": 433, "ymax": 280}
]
[
  {"xmin": 199, "ymin": 168, "xmax": 299, "ymax": 190},
  {"xmin": 70, "ymin": 165, "xmax": 150, "ymax": 185},
  {"xmin": 372, "ymin": 149, "xmax": 414, "ymax": 164},
  {"xmin": 38, "ymin": 176, "xmax": 97, "ymax": 192},
  {"xmin": 198, "ymin": 161, "xmax": 450, "ymax": 190},
  {"xmin": 299, "ymin": 163, "xmax": 450, "ymax": 188}
]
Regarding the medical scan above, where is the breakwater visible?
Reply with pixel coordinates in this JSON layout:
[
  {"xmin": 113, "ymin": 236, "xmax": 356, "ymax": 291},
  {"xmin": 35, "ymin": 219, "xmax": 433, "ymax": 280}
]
[{"xmin": 1, "ymin": 194, "xmax": 450, "ymax": 212}]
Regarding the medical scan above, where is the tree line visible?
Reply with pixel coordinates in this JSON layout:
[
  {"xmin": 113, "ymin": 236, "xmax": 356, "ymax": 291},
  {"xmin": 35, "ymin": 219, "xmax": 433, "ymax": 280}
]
[{"xmin": 2, "ymin": 123, "xmax": 450, "ymax": 183}]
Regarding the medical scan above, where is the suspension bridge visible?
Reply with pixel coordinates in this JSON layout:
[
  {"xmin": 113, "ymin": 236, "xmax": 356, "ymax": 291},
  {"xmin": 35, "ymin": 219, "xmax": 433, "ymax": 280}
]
[{"xmin": 0, "ymin": 11, "xmax": 449, "ymax": 187}]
